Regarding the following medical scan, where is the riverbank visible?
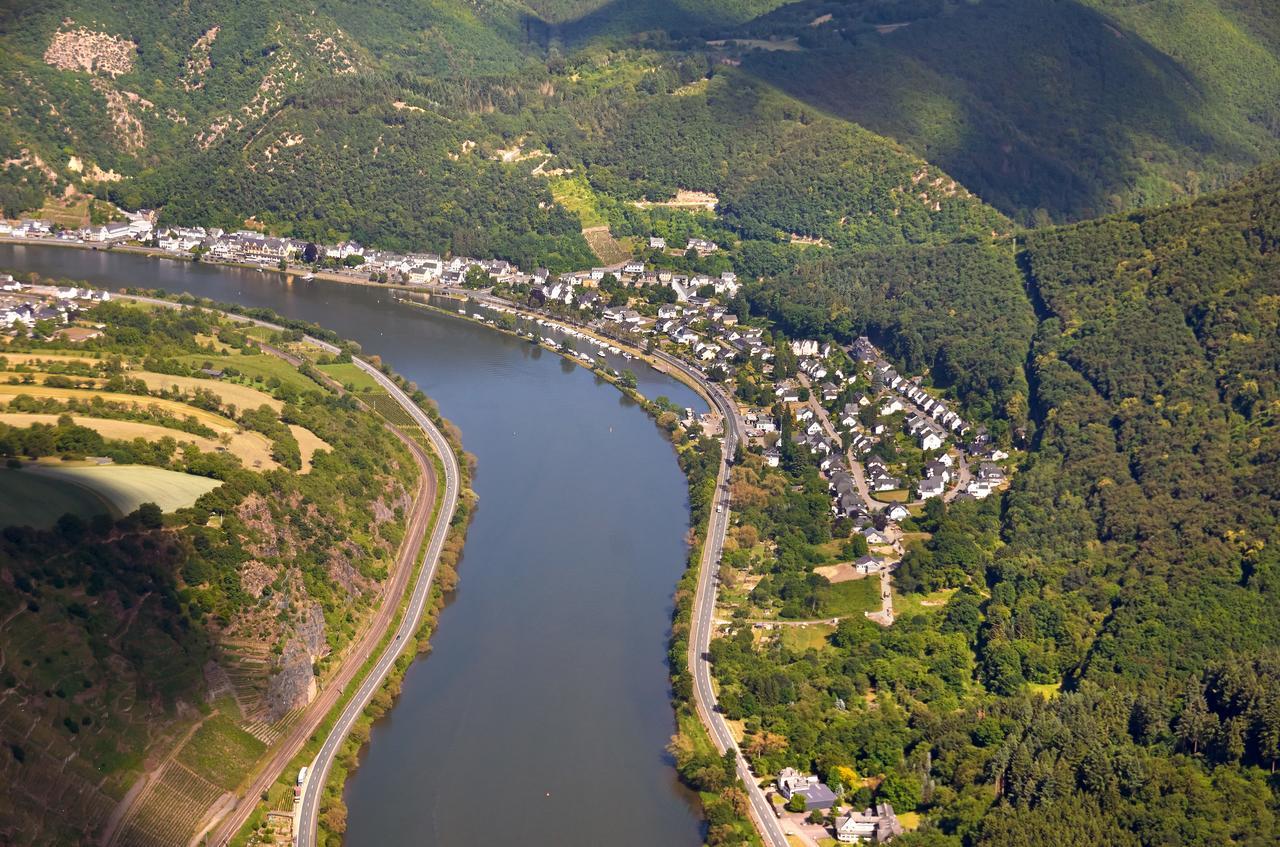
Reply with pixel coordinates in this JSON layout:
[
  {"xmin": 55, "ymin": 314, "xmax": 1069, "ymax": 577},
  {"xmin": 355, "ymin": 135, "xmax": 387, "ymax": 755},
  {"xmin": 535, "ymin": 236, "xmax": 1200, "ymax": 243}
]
[
  {"xmin": 104, "ymin": 292, "xmax": 472, "ymax": 847},
  {"xmin": 395, "ymin": 292, "xmax": 770, "ymax": 846},
  {"xmin": 0, "ymin": 246, "xmax": 715, "ymax": 847},
  {"xmin": 0, "ymin": 234, "xmax": 413, "ymax": 292}
]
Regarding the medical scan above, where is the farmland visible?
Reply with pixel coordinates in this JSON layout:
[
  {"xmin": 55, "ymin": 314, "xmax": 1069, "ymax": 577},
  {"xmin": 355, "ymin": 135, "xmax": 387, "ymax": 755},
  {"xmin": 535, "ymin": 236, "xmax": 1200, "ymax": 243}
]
[
  {"xmin": 23, "ymin": 463, "xmax": 223, "ymax": 514},
  {"xmin": 0, "ymin": 297, "xmax": 426, "ymax": 845},
  {"xmin": 0, "ymin": 466, "xmax": 115, "ymax": 526},
  {"xmin": 0, "ymin": 412, "xmax": 280, "ymax": 470}
]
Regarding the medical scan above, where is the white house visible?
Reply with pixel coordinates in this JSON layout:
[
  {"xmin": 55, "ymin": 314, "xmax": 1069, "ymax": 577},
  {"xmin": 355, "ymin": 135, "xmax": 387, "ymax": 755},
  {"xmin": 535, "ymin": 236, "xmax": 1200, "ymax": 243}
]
[
  {"xmin": 836, "ymin": 803, "xmax": 903, "ymax": 843},
  {"xmin": 920, "ymin": 430, "xmax": 945, "ymax": 452},
  {"xmin": 917, "ymin": 476, "xmax": 945, "ymax": 500}
]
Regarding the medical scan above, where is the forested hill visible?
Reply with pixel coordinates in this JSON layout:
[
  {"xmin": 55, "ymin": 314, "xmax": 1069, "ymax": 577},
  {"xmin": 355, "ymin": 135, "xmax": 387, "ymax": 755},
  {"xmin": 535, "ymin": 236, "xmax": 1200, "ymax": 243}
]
[
  {"xmin": 722, "ymin": 0, "xmax": 1280, "ymax": 225},
  {"xmin": 1013, "ymin": 164, "xmax": 1280, "ymax": 691},
  {"xmin": 740, "ymin": 164, "xmax": 1280, "ymax": 846},
  {"xmin": 5, "ymin": 0, "xmax": 1280, "ymax": 267}
]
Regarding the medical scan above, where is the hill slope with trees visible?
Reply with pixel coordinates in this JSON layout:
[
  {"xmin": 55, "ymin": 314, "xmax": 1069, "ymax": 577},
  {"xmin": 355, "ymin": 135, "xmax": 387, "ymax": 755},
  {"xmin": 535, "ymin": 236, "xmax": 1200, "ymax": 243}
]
[{"xmin": 717, "ymin": 162, "xmax": 1280, "ymax": 847}]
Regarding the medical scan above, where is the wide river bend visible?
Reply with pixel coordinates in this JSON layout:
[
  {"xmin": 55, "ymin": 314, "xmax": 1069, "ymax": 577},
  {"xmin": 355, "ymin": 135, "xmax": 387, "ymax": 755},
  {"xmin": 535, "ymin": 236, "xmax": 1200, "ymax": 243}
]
[{"xmin": 0, "ymin": 245, "xmax": 707, "ymax": 847}]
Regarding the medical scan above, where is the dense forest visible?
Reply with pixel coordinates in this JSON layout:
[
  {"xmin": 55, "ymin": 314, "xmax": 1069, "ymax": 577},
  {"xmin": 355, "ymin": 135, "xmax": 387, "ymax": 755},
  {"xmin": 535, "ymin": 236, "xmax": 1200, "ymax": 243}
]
[
  {"xmin": 707, "ymin": 164, "xmax": 1280, "ymax": 846},
  {"xmin": 747, "ymin": 238, "xmax": 1034, "ymax": 425}
]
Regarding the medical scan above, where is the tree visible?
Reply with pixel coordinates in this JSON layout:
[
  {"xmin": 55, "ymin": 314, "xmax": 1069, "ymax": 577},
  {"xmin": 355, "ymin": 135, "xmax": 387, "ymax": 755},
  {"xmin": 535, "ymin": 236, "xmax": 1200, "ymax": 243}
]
[
  {"xmin": 618, "ymin": 369, "xmax": 638, "ymax": 390},
  {"xmin": 1175, "ymin": 684, "xmax": 1217, "ymax": 756},
  {"xmin": 135, "ymin": 502, "xmax": 164, "ymax": 529},
  {"xmin": 787, "ymin": 793, "xmax": 808, "ymax": 813},
  {"xmin": 302, "ymin": 243, "xmax": 319, "ymax": 263},
  {"xmin": 1257, "ymin": 694, "xmax": 1280, "ymax": 773},
  {"xmin": 463, "ymin": 265, "xmax": 490, "ymax": 289},
  {"xmin": 878, "ymin": 771, "xmax": 922, "ymax": 811}
]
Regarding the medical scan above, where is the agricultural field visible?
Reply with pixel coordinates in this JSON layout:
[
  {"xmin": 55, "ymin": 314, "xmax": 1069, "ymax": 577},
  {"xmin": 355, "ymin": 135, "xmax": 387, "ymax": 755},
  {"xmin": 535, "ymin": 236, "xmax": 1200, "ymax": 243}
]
[
  {"xmin": 317, "ymin": 361, "xmax": 380, "ymax": 392},
  {"xmin": 0, "ymin": 412, "xmax": 280, "ymax": 470},
  {"xmin": 23, "ymin": 463, "xmax": 223, "ymax": 514},
  {"xmin": 0, "ymin": 383, "xmax": 236, "ymax": 429},
  {"xmin": 289, "ymin": 424, "xmax": 331, "ymax": 473},
  {"xmin": 811, "ymin": 577, "xmax": 880, "ymax": 618},
  {"xmin": 174, "ymin": 352, "xmax": 318, "ymax": 396},
  {"xmin": 0, "ymin": 299, "xmax": 426, "ymax": 845},
  {"xmin": 135, "ymin": 372, "xmax": 283, "ymax": 412},
  {"xmin": 0, "ymin": 466, "xmax": 114, "ymax": 526}
]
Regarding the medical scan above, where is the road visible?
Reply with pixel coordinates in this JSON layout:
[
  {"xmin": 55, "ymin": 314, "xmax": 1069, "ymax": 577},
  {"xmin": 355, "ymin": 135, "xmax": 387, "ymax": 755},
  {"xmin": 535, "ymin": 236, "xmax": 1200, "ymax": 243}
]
[
  {"xmin": 797, "ymin": 373, "xmax": 879, "ymax": 510},
  {"xmin": 419, "ymin": 295, "xmax": 789, "ymax": 847},
  {"xmin": 292, "ymin": 355, "xmax": 460, "ymax": 847},
  {"xmin": 114, "ymin": 296, "xmax": 460, "ymax": 847},
  {"xmin": 653, "ymin": 352, "xmax": 790, "ymax": 847}
]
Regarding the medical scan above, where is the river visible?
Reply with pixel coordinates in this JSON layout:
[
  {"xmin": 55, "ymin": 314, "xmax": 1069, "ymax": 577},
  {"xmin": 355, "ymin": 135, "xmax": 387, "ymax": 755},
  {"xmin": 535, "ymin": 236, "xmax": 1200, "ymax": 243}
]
[{"xmin": 0, "ymin": 245, "xmax": 707, "ymax": 846}]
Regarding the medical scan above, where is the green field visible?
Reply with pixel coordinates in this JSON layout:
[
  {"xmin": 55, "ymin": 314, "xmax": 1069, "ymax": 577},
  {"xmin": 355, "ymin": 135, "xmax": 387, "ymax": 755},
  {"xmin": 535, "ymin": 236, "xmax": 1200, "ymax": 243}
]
[
  {"xmin": 814, "ymin": 577, "xmax": 881, "ymax": 617},
  {"xmin": 175, "ymin": 713, "xmax": 266, "ymax": 791},
  {"xmin": 550, "ymin": 174, "xmax": 608, "ymax": 229},
  {"xmin": 318, "ymin": 362, "xmax": 381, "ymax": 392},
  {"xmin": 175, "ymin": 353, "xmax": 317, "ymax": 396},
  {"xmin": 779, "ymin": 623, "xmax": 835, "ymax": 653},
  {"xmin": 892, "ymin": 586, "xmax": 956, "ymax": 619},
  {"xmin": 0, "ymin": 467, "xmax": 115, "ymax": 527},
  {"xmin": 24, "ymin": 464, "xmax": 222, "ymax": 515}
]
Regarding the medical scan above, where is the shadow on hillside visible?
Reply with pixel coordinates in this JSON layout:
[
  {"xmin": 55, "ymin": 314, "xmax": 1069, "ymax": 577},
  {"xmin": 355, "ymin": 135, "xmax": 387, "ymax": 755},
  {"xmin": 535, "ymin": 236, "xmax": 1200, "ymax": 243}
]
[
  {"xmin": 725, "ymin": 0, "xmax": 1270, "ymax": 224},
  {"xmin": 523, "ymin": 0, "xmax": 758, "ymax": 46}
]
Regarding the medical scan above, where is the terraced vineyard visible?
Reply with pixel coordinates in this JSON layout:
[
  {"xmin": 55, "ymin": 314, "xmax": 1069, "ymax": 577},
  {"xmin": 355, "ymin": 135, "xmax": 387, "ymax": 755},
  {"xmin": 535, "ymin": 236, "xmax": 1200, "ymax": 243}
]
[{"xmin": 115, "ymin": 762, "xmax": 226, "ymax": 847}]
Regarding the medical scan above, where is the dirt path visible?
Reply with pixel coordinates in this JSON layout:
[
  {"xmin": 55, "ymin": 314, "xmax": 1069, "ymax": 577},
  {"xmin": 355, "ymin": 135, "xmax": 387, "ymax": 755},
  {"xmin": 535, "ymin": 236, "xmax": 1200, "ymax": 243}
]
[{"xmin": 866, "ymin": 566, "xmax": 896, "ymax": 626}]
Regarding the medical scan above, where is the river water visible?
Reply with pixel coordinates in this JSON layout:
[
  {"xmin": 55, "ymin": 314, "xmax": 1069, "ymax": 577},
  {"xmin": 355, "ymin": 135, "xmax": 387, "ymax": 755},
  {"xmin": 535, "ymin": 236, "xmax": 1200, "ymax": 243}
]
[{"xmin": 0, "ymin": 245, "xmax": 706, "ymax": 846}]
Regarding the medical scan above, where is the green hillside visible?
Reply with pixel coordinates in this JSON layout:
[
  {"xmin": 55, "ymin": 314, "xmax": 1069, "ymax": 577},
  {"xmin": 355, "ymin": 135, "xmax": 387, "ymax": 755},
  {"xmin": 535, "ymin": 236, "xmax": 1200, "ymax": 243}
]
[
  {"xmin": 5, "ymin": 0, "xmax": 1279, "ymax": 259},
  {"xmin": 732, "ymin": 0, "xmax": 1280, "ymax": 224},
  {"xmin": 732, "ymin": 161, "xmax": 1280, "ymax": 847}
]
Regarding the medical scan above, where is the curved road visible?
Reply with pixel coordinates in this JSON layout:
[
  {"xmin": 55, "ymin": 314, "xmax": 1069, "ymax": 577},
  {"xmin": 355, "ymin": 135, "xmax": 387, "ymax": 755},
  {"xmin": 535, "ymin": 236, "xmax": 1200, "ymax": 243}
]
[
  {"xmin": 115, "ymin": 296, "xmax": 460, "ymax": 847},
  {"xmin": 651, "ymin": 352, "xmax": 789, "ymax": 847},
  {"xmin": 293, "ymin": 354, "xmax": 460, "ymax": 847}
]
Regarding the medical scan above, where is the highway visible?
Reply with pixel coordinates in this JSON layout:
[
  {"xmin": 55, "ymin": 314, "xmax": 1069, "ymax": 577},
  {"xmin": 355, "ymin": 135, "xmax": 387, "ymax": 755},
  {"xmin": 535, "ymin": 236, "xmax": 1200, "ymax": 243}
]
[{"xmin": 652, "ymin": 352, "xmax": 790, "ymax": 847}]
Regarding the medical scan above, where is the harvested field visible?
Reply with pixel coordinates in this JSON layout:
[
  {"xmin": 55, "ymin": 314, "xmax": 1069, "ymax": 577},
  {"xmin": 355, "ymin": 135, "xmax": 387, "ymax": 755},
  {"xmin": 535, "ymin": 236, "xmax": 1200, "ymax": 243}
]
[
  {"xmin": 0, "ymin": 413, "xmax": 279, "ymax": 470},
  {"xmin": 0, "ymin": 384, "xmax": 236, "ymax": 430},
  {"xmin": 135, "ymin": 372, "xmax": 282, "ymax": 412},
  {"xmin": 23, "ymin": 463, "xmax": 222, "ymax": 514},
  {"xmin": 0, "ymin": 352, "xmax": 108, "ymax": 366},
  {"xmin": 289, "ymin": 424, "xmax": 330, "ymax": 473}
]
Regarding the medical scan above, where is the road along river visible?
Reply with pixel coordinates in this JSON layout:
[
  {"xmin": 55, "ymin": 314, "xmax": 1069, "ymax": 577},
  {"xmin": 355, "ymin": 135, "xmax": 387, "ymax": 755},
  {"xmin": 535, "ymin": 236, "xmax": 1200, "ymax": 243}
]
[{"xmin": 0, "ymin": 245, "xmax": 707, "ymax": 846}]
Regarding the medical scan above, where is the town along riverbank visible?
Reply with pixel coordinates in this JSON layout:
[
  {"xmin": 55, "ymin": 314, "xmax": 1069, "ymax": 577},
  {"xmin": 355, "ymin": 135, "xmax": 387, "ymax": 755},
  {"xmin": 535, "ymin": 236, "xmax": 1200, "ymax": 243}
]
[{"xmin": 0, "ymin": 244, "xmax": 708, "ymax": 847}]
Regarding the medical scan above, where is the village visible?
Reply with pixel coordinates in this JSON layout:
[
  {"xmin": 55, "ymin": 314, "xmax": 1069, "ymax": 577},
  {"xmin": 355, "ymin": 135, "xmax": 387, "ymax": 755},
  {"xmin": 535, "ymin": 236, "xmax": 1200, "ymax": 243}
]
[
  {"xmin": 3, "ymin": 213, "xmax": 1013, "ymax": 596},
  {"xmin": 3, "ymin": 214, "xmax": 1015, "ymax": 845},
  {"xmin": 0, "ymin": 274, "xmax": 111, "ymax": 340}
]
